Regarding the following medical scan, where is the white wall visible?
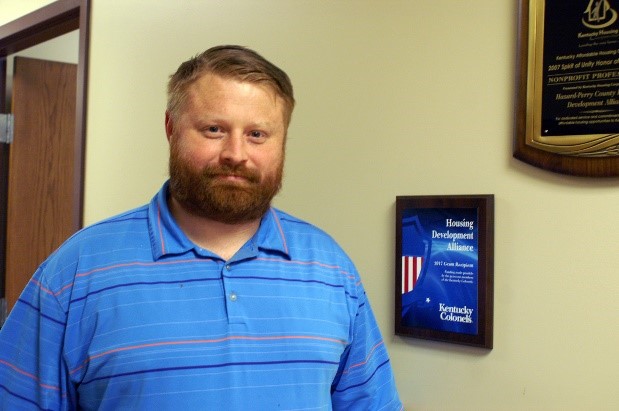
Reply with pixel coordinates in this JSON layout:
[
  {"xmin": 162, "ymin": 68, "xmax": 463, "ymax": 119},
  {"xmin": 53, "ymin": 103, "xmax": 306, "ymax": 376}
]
[
  {"xmin": 3, "ymin": 1, "xmax": 619, "ymax": 409},
  {"xmin": 0, "ymin": 0, "xmax": 55, "ymax": 26}
]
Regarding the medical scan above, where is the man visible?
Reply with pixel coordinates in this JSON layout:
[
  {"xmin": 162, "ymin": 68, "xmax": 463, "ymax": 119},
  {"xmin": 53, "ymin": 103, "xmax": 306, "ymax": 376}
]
[{"xmin": 0, "ymin": 45, "xmax": 402, "ymax": 410}]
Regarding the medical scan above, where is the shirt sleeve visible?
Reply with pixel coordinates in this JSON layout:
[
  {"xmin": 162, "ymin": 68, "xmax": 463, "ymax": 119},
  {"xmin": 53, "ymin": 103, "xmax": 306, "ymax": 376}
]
[
  {"xmin": 330, "ymin": 283, "xmax": 403, "ymax": 410},
  {"xmin": 0, "ymin": 263, "xmax": 77, "ymax": 410}
]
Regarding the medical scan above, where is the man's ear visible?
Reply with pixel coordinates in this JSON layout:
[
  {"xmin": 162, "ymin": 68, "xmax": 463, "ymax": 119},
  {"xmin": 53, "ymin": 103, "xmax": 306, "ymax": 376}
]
[{"xmin": 165, "ymin": 111, "xmax": 174, "ymax": 142}]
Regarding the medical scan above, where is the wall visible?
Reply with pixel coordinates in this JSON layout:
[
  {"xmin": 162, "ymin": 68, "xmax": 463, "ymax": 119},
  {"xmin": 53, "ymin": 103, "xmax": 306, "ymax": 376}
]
[
  {"xmin": 0, "ymin": 0, "xmax": 55, "ymax": 26},
  {"xmin": 2, "ymin": 1, "xmax": 618, "ymax": 409}
]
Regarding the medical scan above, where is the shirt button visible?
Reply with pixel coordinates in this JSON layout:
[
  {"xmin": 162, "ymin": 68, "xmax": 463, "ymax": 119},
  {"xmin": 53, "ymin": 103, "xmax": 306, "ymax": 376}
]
[
  {"xmin": 225, "ymin": 264, "xmax": 231, "ymax": 271},
  {"xmin": 229, "ymin": 292, "xmax": 237, "ymax": 302}
]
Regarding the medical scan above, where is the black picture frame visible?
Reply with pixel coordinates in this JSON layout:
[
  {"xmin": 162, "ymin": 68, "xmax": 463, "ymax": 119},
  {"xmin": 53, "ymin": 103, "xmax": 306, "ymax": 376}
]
[{"xmin": 395, "ymin": 195, "xmax": 494, "ymax": 349}]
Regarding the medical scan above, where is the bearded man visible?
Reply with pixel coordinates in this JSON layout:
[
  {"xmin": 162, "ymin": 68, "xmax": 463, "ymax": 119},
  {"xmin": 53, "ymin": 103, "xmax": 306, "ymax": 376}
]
[{"xmin": 0, "ymin": 45, "xmax": 402, "ymax": 410}]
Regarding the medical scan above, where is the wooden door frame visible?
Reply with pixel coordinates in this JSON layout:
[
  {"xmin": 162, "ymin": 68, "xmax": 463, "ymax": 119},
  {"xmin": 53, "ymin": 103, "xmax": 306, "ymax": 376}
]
[{"xmin": 0, "ymin": 0, "xmax": 90, "ymax": 307}]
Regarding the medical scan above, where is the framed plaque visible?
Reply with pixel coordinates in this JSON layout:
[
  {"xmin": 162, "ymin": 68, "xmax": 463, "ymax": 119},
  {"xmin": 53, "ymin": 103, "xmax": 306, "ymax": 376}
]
[
  {"xmin": 395, "ymin": 195, "xmax": 494, "ymax": 349},
  {"xmin": 515, "ymin": 0, "xmax": 619, "ymax": 177}
]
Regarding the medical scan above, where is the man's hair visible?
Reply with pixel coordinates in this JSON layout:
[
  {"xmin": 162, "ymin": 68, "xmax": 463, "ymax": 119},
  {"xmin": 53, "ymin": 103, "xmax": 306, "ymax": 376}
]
[{"xmin": 167, "ymin": 45, "xmax": 295, "ymax": 125}]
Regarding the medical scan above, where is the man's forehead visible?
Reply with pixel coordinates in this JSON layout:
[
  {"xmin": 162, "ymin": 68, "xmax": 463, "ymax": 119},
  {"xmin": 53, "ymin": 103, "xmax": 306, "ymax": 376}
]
[
  {"xmin": 190, "ymin": 73, "xmax": 276, "ymax": 96},
  {"xmin": 186, "ymin": 74, "xmax": 285, "ymax": 117}
]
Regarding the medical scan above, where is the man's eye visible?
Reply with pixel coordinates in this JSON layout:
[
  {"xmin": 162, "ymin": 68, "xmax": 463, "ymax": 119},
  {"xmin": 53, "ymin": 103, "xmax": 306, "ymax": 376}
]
[
  {"xmin": 249, "ymin": 131, "xmax": 264, "ymax": 138},
  {"xmin": 201, "ymin": 126, "xmax": 223, "ymax": 137}
]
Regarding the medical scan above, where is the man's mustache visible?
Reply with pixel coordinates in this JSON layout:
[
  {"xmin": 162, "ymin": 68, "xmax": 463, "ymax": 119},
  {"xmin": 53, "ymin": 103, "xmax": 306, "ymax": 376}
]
[{"xmin": 202, "ymin": 165, "xmax": 260, "ymax": 183}]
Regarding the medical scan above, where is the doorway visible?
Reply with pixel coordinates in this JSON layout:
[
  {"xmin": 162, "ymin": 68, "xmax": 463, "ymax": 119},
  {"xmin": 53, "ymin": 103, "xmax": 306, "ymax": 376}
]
[{"xmin": 0, "ymin": 0, "xmax": 90, "ymax": 324}]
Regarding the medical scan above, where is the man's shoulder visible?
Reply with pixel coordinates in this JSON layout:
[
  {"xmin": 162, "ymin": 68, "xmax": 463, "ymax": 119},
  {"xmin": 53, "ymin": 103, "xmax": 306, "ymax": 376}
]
[
  {"xmin": 48, "ymin": 204, "xmax": 151, "ymax": 260},
  {"xmin": 30, "ymin": 204, "xmax": 152, "ymax": 294},
  {"xmin": 271, "ymin": 208, "xmax": 332, "ymax": 238},
  {"xmin": 270, "ymin": 208, "xmax": 352, "ymax": 258},
  {"xmin": 71, "ymin": 204, "xmax": 149, "ymax": 239}
]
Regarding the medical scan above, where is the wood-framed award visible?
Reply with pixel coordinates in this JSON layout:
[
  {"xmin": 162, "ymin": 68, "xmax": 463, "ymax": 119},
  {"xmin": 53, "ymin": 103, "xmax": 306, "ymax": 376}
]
[
  {"xmin": 395, "ymin": 195, "xmax": 494, "ymax": 349},
  {"xmin": 515, "ymin": 0, "xmax": 619, "ymax": 177}
]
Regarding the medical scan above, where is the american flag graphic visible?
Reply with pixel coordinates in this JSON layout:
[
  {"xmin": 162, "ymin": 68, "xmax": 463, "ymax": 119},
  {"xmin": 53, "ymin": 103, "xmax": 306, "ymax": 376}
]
[{"xmin": 401, "ymin": 256, "xmax": 423, "ymax": 294}]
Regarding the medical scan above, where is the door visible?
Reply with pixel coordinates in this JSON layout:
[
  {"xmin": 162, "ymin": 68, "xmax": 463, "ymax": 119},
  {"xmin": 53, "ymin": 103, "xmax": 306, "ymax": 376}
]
[{"xmin": 4, "ymin": 57, "xmax": 78, "ymax": 312}]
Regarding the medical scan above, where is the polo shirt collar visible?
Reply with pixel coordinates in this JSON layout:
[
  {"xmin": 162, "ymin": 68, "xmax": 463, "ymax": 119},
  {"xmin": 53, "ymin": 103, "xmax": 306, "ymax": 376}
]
[{"xmin": 148, "ymin": 181, "xmax": 290, "ymax": 260}]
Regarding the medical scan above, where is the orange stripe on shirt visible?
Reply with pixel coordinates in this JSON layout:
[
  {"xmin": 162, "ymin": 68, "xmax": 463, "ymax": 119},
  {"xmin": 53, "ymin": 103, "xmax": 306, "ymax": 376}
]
[
  {"xmin": 255, "ymin": 257, "xmax": 356, "ymax": 279},
  {"xmin": 70, "ymin": 335, "xmax": 347, "ymax": 375},
  {"xmin": 270, "ymin": 208, "xmax": 289, "ymax": 254},
  {"xmin": 75, "ymin": 259, "xmax": 215, "ymax": 279},
  {"xmin": 31, "ymin": 259, "xmax": 217, "ymax": 298},
  {"xmin": 0, "ymin": 359, "xmax": 60, "ymax": 392},
  {"xmin": 157, "ymin": 202, "xmax": 166, "ymax": 254},
  {"xmin": 342, "ymin": 340, "xmax": 385, "ymax": 374}
]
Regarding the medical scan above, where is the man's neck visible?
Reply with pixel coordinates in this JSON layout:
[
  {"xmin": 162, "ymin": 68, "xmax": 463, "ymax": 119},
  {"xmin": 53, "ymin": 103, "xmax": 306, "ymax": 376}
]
[{"xmin": 167, "ymin": 196, "xmax": 261, "ymax": 261}]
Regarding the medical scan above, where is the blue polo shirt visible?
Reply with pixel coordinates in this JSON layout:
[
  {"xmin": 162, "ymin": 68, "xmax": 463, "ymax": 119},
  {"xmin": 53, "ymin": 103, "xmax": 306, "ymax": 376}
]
[{"xmin": 0, "ymin": 182, "xmax": 402, "ymax": 410}]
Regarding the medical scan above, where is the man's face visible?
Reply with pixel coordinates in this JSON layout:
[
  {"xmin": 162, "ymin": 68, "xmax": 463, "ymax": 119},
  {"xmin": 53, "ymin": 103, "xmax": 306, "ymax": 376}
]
[{"xmin": 166, "ymin": 73, "xmax": 286, "ymax": 224}]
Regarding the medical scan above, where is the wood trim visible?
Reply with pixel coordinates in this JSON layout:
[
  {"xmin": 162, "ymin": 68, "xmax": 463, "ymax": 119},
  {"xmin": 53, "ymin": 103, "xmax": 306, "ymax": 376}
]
[
  {"xmin": 0, "ymin": 0, "xmax": 80, "ymax": 57},
  {"xmin": 0, "ymin": 0, "xmax": 90, "ymax": 301},
  {"xmin": 0, "ymin": 59, "xmax": 7, "ymax": 304},
  {"xmin": 75, "ymin": 0, "xmax": 90, "ymax": 228}
]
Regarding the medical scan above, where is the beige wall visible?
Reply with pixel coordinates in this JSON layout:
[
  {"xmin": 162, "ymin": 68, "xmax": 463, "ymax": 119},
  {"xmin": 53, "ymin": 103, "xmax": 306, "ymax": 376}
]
[
  {"xmin": 3, "ymin": 1, "xmax": 619, "ymax": 409},
  {"xmin": 0, "ymin": 0, "xmax": 55, "ymax": 26}
]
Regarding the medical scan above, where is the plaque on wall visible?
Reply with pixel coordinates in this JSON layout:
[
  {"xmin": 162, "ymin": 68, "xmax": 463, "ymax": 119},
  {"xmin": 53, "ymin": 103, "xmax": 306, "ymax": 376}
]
[
  {"xmin": 395, "ymin": 195, "xmax": 494, "ymax": 349},
  {"xmin": 515, "ymin": 0, "xmax": 619, "ymax": 177}
]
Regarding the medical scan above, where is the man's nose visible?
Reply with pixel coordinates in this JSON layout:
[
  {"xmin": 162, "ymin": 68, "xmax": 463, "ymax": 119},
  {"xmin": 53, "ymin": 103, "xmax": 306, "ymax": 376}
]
[{"xmin": 220, "ymin": 134, "xmax": 248, "ymax": 164}]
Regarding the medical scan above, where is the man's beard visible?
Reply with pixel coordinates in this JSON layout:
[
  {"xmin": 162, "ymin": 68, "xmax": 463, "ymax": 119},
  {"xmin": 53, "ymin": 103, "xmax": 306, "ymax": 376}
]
[{"xmin": 168, "ymin": 143, "xmax": 283, "ymax": 224}]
